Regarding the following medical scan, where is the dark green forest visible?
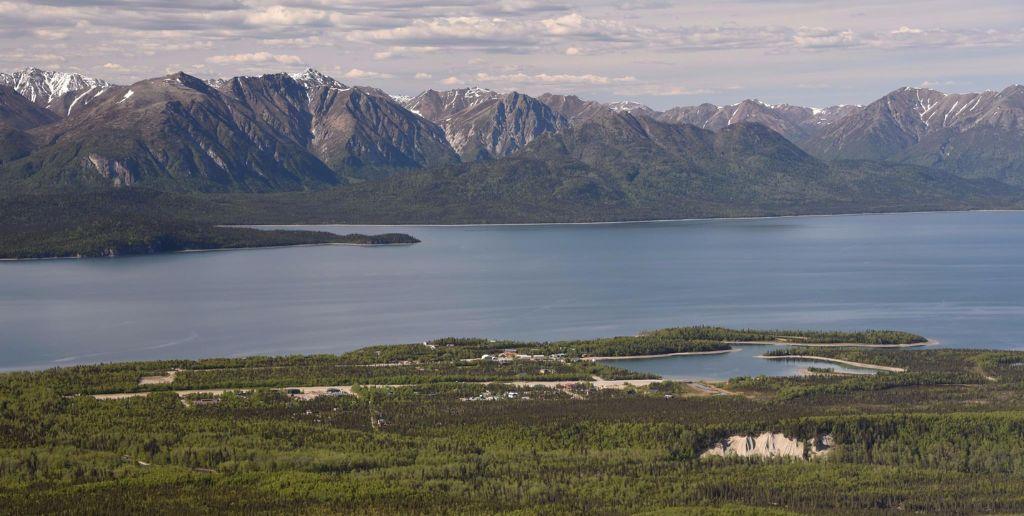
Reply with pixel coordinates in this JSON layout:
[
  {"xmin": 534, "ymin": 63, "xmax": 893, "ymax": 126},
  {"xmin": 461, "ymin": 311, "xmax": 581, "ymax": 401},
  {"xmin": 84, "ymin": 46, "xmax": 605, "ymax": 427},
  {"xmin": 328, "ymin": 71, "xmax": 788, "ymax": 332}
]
[
  {"xmin": 5, "ymin": 140, "xmax": 1024, "ymax": 259},
  {"xmin": 3, "ymin": 327, "xmax": 1024, "ymax": 513},
  {"xmin": 0, "ymin": 189, "xmax": 418, "ymax": 258}
]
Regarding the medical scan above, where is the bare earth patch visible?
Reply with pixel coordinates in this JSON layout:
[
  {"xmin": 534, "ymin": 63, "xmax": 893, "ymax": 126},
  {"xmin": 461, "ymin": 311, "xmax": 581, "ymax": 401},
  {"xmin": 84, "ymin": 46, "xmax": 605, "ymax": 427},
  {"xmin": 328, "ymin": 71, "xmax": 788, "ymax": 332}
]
[{"xmin": 138, "ymin": 369, "xmax": 178, "ymax": 386}]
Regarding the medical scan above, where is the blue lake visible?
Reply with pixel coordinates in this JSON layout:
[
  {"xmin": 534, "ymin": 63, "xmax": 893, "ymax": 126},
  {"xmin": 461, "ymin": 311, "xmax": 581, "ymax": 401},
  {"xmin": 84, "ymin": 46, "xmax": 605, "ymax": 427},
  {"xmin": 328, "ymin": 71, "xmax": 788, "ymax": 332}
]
[
  {"xmin": 597, "ymin": 346, "xmax": 880, "ymax": 381},
  {"xmin": 3, "ymin": 210, "xmax": 1024, "ymax": 373}
]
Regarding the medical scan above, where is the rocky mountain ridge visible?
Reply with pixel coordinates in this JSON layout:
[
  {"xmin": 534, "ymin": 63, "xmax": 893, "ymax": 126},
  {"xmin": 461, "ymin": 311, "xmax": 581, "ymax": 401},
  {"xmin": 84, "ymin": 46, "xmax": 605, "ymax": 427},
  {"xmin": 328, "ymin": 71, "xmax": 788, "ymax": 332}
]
[
  {"xmin": 0, "ymin": 67, "xmax": 111, "ymax": 116},
  {"xmin": 805, "ymin": 85, "xmax": 1024, "ymax": 184},
  {"xmin": 1, "ymin": 66, "xmax": 1023, "ymax": 194},
  {"xmin": 0, "ymin": 69, "xmax": 457, "ymax": 191},
  {"xmin": 403, "ymin": 87, "xmax": 568, "ymax": 160}
]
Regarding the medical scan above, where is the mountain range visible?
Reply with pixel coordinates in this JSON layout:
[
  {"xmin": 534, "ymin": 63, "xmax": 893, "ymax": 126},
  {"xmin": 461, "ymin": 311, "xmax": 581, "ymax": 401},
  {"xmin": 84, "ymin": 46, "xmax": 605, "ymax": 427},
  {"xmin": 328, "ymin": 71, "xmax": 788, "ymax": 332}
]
[
  {"xmin": 805, "ymin": 85, "xmax": 1024, "ymax": 185},
  {"xmin": 404, "ymin": 87, "xmax": 568, "ymax": 160},
  {"xmin": 0, "ymin": 66, "xmax": 1022, "ymax": 223},
  {"xmin": 0, "ymin": 67, "xmax": 111, "ymax": 116}
]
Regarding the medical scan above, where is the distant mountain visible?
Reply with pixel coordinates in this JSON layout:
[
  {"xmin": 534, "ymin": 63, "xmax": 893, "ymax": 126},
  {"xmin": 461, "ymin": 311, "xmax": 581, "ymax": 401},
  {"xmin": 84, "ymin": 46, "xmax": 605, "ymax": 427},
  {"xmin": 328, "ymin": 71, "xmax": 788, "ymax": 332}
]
[
  {"xmin": 653, "ymin": 103, "xmax": 720, "ymax": 127},
  {"xmin": 0, "ymin": 67, "xmax": 111, "ymax": 116},
  {"xmin": 522, "ymin": 110, "xmax": 837, "ymax": 202},
  {"xmin": 805, "ymin": 87, "xmax": 948, "ymax": 161},
  {"xmin": 271, "ymin": 110, "xmax": 1020, "ymax": 224},
  {"xmin": 403, "ymin": 87, "xmax": 568, "ymax": 160},
  {"xmin": 536, "ymin": 93, "xmax": 609, "ymax": 124},
  {"xmin": 3, "ymin": 72, "xmax": 340, "ymax": 191},
  {"xmin": 388, "ymin": 94, "xmax": 413, "ymax": 104},
  {"xmin": 0, "ymin": 69, "xmax": 457, "ymax": 191},
  {"xmin": 221, "ymin": 70, "xmax": 457, "ymax": 176},
  {"xmin": 804, "ymin": 86, "xmax": 1024, "ymax": 184},
  {"xmin": 538, "ymin": 94, "xmax": 860, "ymax": 143},
  {"xmin": 2, "ymin": 66, "xmax": 1023, "ymax": 211},
  {"xmin": 0, "ymin": 85, "xmax": 61, "ymax": 165},
  {"xmin": 0, "ymin": 85, "xmax": 59, "ymax": 130},
  {"xmin": 606, "ymin": 100, "xmax": 658, "ymax": 117},
  {"xmin": 657, "ymin": 100, "xmax": 857, "ymax": 142}
]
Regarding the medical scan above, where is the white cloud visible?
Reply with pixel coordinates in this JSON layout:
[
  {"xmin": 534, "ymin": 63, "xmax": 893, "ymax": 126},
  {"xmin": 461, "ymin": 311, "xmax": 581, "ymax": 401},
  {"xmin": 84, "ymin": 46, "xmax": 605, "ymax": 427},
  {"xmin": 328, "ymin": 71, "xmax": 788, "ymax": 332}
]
[
  {"xmin": 665, "ymin": 26, "xmax": 791, "ymax": 50},
  {"xmin": 414, "ymin": 72, "xmax": 432, "ymax": 79},
  {"xmin": 1, "ymin": 0, "xmax": 1023, "ymax": 109},
  {"xmin": 541, "ymin": 12, "xmax": 584, "ymax": 35},
  {"xmin": 540, "ymin": 12, "xmax": 638, "ymax": 41},
  {"xmin": 617, "ymin": 84, "xmax": 716, "ymax": 96},
  {"xmin": 32, "ymin": 28, "xmax": 67, "ymax": 40},
  {"xmin": 102, "ymin": 62, "xmax": 127, "ymax": 72},
  {"xmin": 244, "ymin": 6, "xmax": 329, "ymax": 27},
  {"xmin": 441, "ymin": 75, "xmax": 462, "ymax": 85},
  {"xmin": 206, "ymin": 52, "xmax": 303, "ymax": 64},
  {"xmin": 474, "ymin": 71, "xmax": 635, "ymax": 85},
  {"xmin": 343, "ymin": 68, "xmax": 394, "ymax": 79},
  {"xmin": 26, "ymin": 53, "xmax": 65, "ymax": 63},
  {"xmin": 920, "ymin": 79, "xmax": 959, "ymax": 89},
  {"xmin": 865, "ymin": 26, "xmax": 1024, "ymax": 49},
  {"xmin": 352, "ymin": 16, "xmax": 532, "ymax": 49},
  {"xmin": 793, "ymin": 27, "xmax": 857, "ymax": 49},
  {"xmin": 373, "ymin": 45, "xmax": 441, "ymax": 60},
  {"xmin": 893, "ymin": 26, "xmax": 924, "ymax": 35},
  {"xmin": 349, "ymin": 12, "xmax": 645, "ymax": 53}
]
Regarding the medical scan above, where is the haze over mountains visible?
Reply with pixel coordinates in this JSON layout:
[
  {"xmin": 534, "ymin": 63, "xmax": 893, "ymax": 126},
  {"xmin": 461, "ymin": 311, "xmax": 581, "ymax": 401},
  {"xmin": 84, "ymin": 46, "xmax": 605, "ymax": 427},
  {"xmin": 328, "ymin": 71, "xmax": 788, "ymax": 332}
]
[{"xmin": 0, "ymin": 66, "xmax": 1022, "ymax": 223}]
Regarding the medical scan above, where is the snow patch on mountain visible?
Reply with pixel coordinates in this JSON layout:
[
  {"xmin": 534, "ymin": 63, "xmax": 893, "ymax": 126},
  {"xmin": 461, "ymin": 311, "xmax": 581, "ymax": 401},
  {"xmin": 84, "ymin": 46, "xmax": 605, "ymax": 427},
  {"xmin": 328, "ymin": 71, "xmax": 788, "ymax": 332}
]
[
  {"xmin": 289, "ymin": 68, "xmax": 343, "ymax": 89},
  {"xmin": 607, "ymin": 100, "xmax": 650, "ymax": 113},
  {"xmin": 0, "ymin": 67, "xmax": 109, "ymax": 107}
]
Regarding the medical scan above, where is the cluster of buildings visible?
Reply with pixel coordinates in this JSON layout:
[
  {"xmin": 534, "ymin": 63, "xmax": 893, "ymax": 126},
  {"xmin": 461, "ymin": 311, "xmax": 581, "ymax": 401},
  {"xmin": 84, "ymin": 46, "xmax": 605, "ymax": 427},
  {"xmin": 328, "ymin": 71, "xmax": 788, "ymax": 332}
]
[
  {"xmin": 478, "ymin": 349, "xmax": 568, "ymax": 363},
  {"xmin": 460, "ymin": 390, "xmax": 529, "ymax": 402}
]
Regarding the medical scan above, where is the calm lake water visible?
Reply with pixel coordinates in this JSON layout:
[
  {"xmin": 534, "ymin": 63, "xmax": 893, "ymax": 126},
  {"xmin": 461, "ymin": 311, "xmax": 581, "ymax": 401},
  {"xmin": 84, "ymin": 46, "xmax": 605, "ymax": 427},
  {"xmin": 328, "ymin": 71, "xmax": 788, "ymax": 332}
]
[
  {"xmin": 4, "ymin": 211, "xmax": 1024, "ymax": 373},
  {"xmin": 599, "ymin": 347, "xmax": 879, "ymax": 381}
]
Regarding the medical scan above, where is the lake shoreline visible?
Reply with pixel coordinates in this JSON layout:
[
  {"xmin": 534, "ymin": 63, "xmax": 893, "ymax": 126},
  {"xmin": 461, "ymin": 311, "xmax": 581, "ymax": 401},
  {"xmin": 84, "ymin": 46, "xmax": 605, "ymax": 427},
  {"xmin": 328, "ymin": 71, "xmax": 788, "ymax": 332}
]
[
  {"xmin": 759, "ymin": 355, "xmax": 906, "ymax": 372},
  {"xmin": 0, "ymin": 241, "xmax": 418, "ymax": 262},
  {"xmin": 726, "ymin": 339, "xmax": 937, "ymax": 348},
  {"xmin": 244, "ymin": 208, "xmax": 1024, "ymax": 229},
  {"xmin": 584, "ymin": 349, "xmax": 737, "ymax": 361}
]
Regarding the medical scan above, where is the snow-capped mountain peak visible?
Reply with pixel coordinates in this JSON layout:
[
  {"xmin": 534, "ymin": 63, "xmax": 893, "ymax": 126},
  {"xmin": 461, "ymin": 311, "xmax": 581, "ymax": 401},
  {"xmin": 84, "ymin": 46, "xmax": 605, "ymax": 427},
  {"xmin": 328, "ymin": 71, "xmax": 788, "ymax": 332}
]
[
  {"xmin": 464, "ymin": 86, "xmax": 495, "ymax": 99},
  {"xmin": 403, "ymin": 87, "xmax": 501, "ymax": 119},
  {"xmin": 289, "ymin": 68, "xmax": 341, "ymax": 89},
  {"xmin": 607, "ymin": 100, "xmax": 650, "ymax": 113},
  {"xmin": 0, "ymin": 68, "xmax": 109, "ymax": 107}
]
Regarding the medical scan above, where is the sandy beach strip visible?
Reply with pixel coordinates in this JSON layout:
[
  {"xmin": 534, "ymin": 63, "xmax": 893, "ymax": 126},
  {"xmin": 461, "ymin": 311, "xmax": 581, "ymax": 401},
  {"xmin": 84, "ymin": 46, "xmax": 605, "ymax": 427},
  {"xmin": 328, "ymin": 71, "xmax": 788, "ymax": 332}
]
[
  {"xmin": 727, "ymin": 338, "xmax": 937, "ymax": 348},
  {"xmin": 582, "ymin": 349, "xmax": 736, "ymax": 361},
  {"xmin": 759, "ymin": 355, "xmax": 906, "ymax": 372}
]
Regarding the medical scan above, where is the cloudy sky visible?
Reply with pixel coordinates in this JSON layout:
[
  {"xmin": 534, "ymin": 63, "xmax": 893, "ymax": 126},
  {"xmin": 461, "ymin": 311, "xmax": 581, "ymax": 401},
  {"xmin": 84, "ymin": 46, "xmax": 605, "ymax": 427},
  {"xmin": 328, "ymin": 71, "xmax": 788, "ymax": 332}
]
[{"xmin": 2, "ymin": 0, "xmax": 1022, "ymax": 109}]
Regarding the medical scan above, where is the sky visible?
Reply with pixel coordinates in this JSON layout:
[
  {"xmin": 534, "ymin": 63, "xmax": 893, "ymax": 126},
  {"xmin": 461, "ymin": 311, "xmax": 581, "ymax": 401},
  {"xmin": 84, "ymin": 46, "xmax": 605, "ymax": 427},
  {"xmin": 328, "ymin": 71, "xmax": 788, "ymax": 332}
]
[{"xmin": 1, "ymin": 0, "xmax": 1022, "ymax": 109}]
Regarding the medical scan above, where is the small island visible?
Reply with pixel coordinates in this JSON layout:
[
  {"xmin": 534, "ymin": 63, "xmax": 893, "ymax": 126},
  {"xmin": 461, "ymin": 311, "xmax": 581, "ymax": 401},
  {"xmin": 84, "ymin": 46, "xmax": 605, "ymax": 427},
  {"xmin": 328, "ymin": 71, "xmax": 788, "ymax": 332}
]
[
  {"xmin": 327, "ymin": 232, "xmax": 421, "ymax": 246},
  {"xmin": 0, "ymin": 189, "xmax": 420, "ymax": 259},
  {"xmin": 0, "ymin": 225, "xmax": 420, "ymax": 259}
]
